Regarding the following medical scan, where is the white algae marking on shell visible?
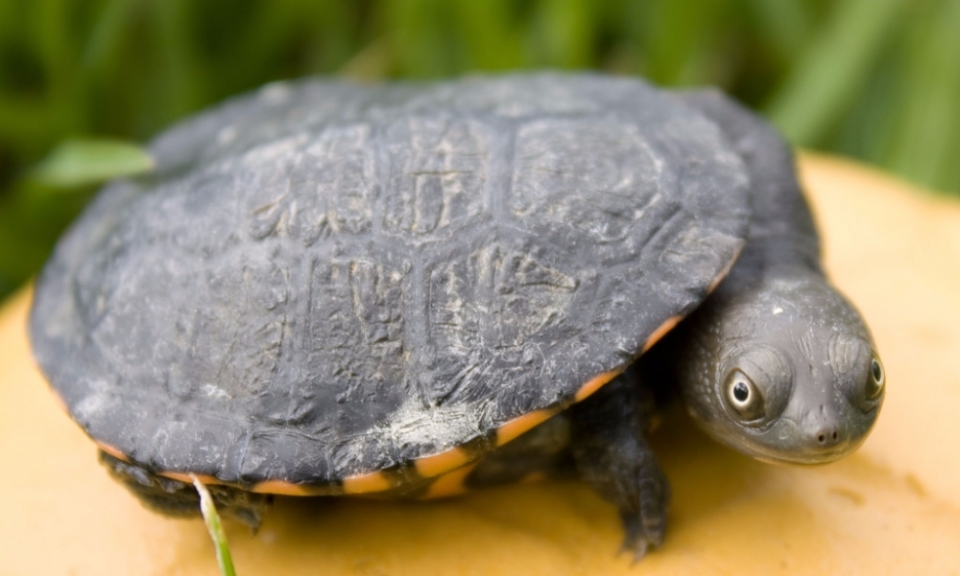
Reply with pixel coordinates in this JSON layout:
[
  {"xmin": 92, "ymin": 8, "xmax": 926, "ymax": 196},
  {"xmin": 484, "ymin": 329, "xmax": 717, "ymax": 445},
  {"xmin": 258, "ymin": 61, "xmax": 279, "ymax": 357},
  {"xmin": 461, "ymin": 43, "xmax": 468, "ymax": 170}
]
[
  {"xmin": 375, "ymin": 397, "xmax": 481, "ymax": 455},
  {"xmin": 216, "ymin": 125, "xmax": 237, "ymax": 145},
  {"xmin": 72, "ymin": 378, "xmax": 112, "ymax": 423}
]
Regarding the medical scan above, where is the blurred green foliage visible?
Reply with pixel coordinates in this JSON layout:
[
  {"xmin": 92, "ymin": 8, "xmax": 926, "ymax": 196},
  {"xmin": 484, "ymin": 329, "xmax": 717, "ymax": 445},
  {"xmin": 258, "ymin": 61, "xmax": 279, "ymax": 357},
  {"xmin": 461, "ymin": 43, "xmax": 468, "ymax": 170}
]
[{"xmin": 1, "ymin": 0, "xmax": 959, "ymax": 300}]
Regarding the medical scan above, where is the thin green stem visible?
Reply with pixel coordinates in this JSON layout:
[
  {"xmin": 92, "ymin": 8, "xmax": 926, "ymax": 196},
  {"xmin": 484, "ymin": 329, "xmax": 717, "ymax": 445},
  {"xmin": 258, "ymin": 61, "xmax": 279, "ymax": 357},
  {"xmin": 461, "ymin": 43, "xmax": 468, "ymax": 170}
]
[{"xmin": 192, "ymin": 475, "xmax": 238, "ymax": 576}]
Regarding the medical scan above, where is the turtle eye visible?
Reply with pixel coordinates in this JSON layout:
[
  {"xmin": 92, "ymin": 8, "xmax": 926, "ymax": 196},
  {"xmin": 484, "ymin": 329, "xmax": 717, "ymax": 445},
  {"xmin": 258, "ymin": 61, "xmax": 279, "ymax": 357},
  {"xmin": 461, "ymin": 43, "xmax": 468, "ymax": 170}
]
[
  {"xmin": 724, "ymin": 369, "xmax": 764, "ymax": 422},
  {"xmin": 866, "ymin": 354, "xmax": 884, "ymax": 400}
]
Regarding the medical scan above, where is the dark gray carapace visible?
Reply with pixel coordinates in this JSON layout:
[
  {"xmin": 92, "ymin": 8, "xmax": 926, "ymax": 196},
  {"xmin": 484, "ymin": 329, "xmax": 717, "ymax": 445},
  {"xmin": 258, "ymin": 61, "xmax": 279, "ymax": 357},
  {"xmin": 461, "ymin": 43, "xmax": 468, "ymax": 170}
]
[{"xmin": 29, "ymin": 74, "xmax": 750, "ymax": 488}]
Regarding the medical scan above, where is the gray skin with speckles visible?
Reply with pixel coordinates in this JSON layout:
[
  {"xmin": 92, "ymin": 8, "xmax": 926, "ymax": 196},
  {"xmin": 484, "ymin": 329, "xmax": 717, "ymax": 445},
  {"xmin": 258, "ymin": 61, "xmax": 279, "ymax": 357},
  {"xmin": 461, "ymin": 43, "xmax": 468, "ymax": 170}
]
[{"xmin": 27, "ymin": 74, "xmax": 884, "ymax": 561}]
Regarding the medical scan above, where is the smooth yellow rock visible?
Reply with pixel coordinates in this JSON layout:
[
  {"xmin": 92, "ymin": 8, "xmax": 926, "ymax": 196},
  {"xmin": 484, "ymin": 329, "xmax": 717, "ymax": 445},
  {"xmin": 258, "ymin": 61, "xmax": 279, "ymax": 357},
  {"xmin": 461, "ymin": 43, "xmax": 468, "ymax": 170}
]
[{"xmin": 2, "ymin": 155, "xmax": 959, "ymax": 575}]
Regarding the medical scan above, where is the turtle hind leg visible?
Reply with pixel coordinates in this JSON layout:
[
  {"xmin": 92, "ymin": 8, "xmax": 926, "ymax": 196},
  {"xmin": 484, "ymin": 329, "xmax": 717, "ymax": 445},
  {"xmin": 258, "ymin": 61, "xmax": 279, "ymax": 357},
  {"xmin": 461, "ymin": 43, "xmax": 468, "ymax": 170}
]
[
  {"xmin": 568, "ymin": 365, "xmax": 670, "ymax": 560},
  {"xmin": 99, "ymin": 451, "xmax": 270, "ymax": 530}
]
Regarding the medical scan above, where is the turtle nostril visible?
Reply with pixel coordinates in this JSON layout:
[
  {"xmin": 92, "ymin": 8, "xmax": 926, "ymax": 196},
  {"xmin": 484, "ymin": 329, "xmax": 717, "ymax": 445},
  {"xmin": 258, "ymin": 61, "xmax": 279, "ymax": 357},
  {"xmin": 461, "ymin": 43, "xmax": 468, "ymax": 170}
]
[{"xmin": 815, "ymin": 428, "xmax": 840, "ymax": 446}]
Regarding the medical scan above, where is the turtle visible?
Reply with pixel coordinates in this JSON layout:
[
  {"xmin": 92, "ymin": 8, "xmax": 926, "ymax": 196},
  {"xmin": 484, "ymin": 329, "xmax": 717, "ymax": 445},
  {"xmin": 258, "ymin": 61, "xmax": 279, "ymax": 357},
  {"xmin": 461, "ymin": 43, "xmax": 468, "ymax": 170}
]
[{"xmin": 28, "ymin": 73, "xmax": 884, "ymax": 558}]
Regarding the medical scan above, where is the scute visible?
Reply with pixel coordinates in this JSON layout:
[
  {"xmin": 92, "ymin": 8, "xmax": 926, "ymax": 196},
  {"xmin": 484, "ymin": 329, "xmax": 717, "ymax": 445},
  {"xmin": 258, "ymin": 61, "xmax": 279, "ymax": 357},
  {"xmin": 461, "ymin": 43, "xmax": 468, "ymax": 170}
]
[
  {"xmin": 382, "ymin": 116, "xmax": 492, "ymax": 237},
  {"xmin": 511, "ymin": 118, "xmax": 662, "ymax": 246},
  {"xmin": 29, "ymin": 73, "xmax": 751, "ymax": 488},
  {"xmin": 425, "ymin": 240, "xmax": 578, "ymax": 405}
]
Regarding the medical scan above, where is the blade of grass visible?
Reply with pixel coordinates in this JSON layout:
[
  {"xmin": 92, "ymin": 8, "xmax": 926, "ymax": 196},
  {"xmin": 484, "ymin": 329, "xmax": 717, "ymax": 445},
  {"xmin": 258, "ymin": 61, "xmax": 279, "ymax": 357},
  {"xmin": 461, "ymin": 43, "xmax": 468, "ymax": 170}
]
[
  {"xmin": 0, "ymin": 95, "xmax": 59, "ymax": 153},
  {"xmin": 743, "ymin": 0, "xmax": 810, "ymax": 58},
  {"xmin": 453, "ymin": 0, "xmax": 524, "ymax": 70},
  {"xmin": 304, "ymin": 1, "xmax": 370, "ymax": 75},
  {"xmin": 388, "ymin": 0, "xmax": 452, "ymax": 77},
  {"xmin": 530, "ymin": 0, "xmax": 595, "ymax": 69},
  {"xmin": 32, "ymin": 0, "xmax": 75, "ymax": 98},
  {"xmin": 886, "ymin": 0, "xmax": 960, "ymax": 193},
  {"xmin": 152, "ymin": 0, "xmax": 207, "ymax": 119},
  {"xmin": 765, "ymin": 0, "xmax": 907, "ymax": 146},
  {"xmin": 192, "ymin": 475, "xmax": 237, "ymax": 576},
  {"xmin": 81, "ymin": 0, "xmax": 137, "ymax": 74},
  {"xmin": 338, "ymin": 36, "xmax": 395, "ymax": 81},
  {"xmin": 628, "ymin": 0, "xmax": 730, "ymax": 86}
]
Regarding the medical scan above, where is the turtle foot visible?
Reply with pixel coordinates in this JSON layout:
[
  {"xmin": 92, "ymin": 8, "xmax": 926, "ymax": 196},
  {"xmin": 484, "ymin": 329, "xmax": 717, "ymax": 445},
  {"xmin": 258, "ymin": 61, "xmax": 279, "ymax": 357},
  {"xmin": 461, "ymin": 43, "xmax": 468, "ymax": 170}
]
[
  {"xmin": 616, "ymin": 467, "xmax": 669, "ymax": 561},
  {"xmin": 567, "ymin": 369, "xmax": 671, "ymax": 560}
]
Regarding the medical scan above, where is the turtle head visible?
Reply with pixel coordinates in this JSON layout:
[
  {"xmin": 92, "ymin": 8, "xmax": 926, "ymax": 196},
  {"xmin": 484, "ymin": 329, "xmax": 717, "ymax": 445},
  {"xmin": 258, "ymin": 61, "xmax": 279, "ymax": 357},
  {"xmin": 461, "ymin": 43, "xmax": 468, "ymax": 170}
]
[{"xmin": 678, "ymin": 275, "xmax": 884, "ymax": 464}]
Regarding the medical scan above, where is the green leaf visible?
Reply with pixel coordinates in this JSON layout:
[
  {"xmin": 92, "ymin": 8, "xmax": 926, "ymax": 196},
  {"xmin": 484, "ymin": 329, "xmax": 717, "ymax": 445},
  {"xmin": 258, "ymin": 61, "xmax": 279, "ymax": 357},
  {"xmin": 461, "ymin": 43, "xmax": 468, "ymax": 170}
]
[
  {"xmin": 192, "ymin": 475, "xmax": 238, "ymax": 576},
  {"xmin": 30, "ymin": 138, "xmax": 154, "ymax": 188}
]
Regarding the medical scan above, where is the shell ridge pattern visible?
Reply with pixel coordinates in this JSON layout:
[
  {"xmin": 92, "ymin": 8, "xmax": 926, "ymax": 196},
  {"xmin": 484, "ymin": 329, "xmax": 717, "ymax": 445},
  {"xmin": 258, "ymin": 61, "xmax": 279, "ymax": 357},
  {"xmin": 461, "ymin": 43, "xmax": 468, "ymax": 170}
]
[
  {"xmin": 392, "ymin": 111, "xmax": 520, "ymax": 433},
  {"xmin": 482, "ymin": 115, "xmax": 518, "ymax": 227},
  {"xmin": 28, "ymin": 74, "xmax": 753, "ymax": 486},
  {"xmin": 286, "ymin": 253, "xmax": 324, "ymax": 425}
]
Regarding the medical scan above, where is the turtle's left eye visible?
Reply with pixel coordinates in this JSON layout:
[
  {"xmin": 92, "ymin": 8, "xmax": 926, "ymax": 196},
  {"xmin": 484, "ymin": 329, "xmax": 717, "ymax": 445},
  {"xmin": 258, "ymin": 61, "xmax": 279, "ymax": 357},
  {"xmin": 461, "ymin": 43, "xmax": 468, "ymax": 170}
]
[
  {"xmin": 724, "ymin": 369, "xmax": 765, "ymax": 422},
  {"xmin": 866, "ymin": 354, "xmax": 884, "ymax": 400}
]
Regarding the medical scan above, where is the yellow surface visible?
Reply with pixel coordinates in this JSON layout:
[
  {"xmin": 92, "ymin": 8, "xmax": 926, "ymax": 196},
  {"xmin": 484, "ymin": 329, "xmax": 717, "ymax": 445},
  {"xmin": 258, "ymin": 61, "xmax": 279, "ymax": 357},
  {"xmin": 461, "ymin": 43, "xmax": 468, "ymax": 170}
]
[{"xmin": 2, "ymin": 154, "xmax": 960, "ymax": 575}]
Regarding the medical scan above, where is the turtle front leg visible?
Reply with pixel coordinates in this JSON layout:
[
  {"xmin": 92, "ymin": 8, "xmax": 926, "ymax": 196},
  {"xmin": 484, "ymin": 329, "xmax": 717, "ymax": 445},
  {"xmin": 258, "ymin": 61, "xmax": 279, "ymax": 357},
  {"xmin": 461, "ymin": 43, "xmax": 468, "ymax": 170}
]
[{"xmin": 568, "ymin": 366, "xmax": 670, "ymax": 560}]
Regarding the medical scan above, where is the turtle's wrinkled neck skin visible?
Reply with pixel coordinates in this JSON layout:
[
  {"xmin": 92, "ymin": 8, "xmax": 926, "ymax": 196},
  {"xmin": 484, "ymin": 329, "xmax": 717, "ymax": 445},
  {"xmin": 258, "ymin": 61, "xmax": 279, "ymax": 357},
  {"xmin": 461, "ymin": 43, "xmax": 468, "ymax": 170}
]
[{"xmin": 671, "ymin": 91, "xmax": 885, "ymax": 464}]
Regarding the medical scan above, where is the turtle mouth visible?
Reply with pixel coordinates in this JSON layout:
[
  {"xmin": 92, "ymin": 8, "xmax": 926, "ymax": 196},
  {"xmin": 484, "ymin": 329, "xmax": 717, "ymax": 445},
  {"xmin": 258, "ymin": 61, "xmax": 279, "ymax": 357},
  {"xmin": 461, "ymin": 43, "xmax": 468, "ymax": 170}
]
[
  {"xmin": 686, "ymin": 396, "xmax": 868, "ymax": 465},
  {"xmin": 737, "ymin": 438, "xmax": 858, "ymax": 466}
]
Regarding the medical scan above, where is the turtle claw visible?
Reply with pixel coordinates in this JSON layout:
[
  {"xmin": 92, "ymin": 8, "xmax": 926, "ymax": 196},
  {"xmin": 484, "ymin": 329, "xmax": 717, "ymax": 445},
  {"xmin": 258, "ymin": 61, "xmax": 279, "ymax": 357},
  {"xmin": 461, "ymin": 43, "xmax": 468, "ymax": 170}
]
[
  {"xmin": 618, "ymin": 504, "xmax": 666, "ymax": 562},
  {"xmin": 619, "ymin": 537, "xmax": 650, "ymax": 563}
]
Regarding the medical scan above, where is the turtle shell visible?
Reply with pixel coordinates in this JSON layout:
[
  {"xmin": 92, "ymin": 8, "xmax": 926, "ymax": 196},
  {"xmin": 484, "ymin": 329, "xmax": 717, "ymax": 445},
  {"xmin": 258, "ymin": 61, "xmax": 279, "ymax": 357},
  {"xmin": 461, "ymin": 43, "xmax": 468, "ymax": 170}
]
[{"xmin": 29, "ymin": 73, "xmax": 750, "ymax": 493}]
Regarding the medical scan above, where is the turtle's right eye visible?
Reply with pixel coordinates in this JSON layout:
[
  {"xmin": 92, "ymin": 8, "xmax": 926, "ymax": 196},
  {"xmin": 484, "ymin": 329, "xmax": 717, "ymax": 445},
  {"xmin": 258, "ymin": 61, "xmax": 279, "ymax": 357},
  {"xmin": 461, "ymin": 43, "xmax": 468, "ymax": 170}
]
[{"xmin": 724, "ymin": 370, "xmax": 765, "ymax": 422}]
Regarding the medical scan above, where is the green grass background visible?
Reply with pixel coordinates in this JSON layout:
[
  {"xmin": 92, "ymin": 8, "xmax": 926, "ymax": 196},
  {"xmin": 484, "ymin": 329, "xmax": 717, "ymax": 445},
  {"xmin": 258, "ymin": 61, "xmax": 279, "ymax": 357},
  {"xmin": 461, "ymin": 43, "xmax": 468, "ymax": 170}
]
[{"xmin": 1, "ymin": 0, "xmax": 959, "ymax": 300}]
